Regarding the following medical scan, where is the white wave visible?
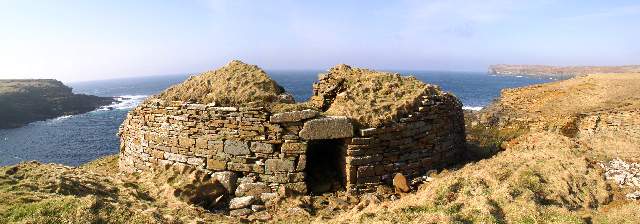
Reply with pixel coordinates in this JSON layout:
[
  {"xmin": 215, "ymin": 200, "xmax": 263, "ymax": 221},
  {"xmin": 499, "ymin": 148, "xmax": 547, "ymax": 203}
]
[
  {"xmin": 515, "ymin": 75, "xmax": 524, "ymax": 78},
  {"xmin": 462, "ymin": 106, "xmax": 483, "ymax": 111},
  {"xmin": 53, "ymin": 115, "xmax": 73, "ymax": 121},
  {"xmin": 97, "ymin": 95, "xmax": 149, "ymax": 111}
]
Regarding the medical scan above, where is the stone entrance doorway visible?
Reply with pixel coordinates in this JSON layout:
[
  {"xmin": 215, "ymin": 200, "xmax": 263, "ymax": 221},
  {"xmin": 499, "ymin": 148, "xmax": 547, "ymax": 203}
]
[{"xmin": 305, "ymin": 139, "xmax": 347, "ymax": 194}]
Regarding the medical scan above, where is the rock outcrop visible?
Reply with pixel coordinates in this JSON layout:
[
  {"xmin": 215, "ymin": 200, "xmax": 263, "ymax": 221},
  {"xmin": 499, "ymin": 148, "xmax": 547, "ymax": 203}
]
[
  {"xmin": 479, "ymin": 72, "xmax": 640, "ymax": 160},
  {"xmin": 0, "ymin": 79, "xmax": 115, "ymax": 128}
]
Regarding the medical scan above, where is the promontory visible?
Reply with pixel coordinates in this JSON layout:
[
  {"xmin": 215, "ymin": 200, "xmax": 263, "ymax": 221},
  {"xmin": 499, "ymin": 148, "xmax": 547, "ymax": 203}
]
[
  {"xmin": 0, "ymin": 79, "xmax": 115, "ymax": 128},
  {"xmin": 489, "ymin": 64, "xmax": 640, "ymax": 78}
]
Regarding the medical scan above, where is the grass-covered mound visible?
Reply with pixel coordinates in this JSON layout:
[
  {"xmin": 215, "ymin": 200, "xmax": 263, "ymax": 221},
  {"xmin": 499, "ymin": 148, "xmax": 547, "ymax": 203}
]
[
  {"xmin": 310, "ymin": 64, "xmax": 447, "ymax": 128},
  {"xmin": 156, "ymin": 60, "xmax": 289, "ymax": 107},
  {"xmin": 0, "ymin": 156, "xmax": 231, "ymax": 224}
]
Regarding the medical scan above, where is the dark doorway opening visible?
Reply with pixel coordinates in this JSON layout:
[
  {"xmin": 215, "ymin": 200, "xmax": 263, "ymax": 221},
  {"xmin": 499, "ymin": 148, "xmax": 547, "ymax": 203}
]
[{"xmin": 305, "ymin": 139, "xmax": 346, "ymax": 195}]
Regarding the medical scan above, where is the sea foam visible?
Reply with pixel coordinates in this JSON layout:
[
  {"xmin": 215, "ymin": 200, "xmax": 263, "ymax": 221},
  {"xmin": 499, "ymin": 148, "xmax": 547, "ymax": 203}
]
[
  {"xmin": 462, "ymin": 106, "xmax": 483, "ymax": 111},
  {"xmin": 97, "ymin": 95, "xmax": 148, "ymax": 111}
]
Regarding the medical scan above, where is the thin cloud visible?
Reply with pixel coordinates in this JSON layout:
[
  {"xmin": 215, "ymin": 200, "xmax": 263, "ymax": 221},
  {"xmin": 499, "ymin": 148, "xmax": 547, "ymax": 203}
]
[{"xmin": 562, "ymin": 4, "xmax": 640, "ymax": 21}]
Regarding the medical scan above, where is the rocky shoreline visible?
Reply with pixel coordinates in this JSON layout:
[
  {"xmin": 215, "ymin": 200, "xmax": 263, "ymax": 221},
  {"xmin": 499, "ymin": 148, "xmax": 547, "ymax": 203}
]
[{"xmin": 0, "ymin": 79, "xmax": 116, "ymax": 129}]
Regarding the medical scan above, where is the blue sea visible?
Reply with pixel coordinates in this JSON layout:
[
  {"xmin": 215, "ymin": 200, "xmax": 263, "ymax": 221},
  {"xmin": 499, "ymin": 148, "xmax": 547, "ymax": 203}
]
[{"xmin": 0, "ymin": 71, "xmax": 554, "ymax": 166}]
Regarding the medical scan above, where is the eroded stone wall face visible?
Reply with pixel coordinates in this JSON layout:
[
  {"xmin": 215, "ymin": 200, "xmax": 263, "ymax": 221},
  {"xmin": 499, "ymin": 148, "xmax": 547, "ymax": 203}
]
[
  {"xmin": 344, "ymin": 93, "xmax": 466, "ymax": 192},
  {"xmin": 119, "ymin": 93, "xmax": 466, "ymax": 195},
  {"xmin": 119, "ymin": 100, "xmax": 309, "ymax": 195}
]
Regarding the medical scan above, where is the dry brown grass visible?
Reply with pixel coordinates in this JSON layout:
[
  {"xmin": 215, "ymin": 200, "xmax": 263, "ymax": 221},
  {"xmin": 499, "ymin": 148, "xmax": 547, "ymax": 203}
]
[
  {"xmin": 0, "ymin": 156, "xmax": 232, "ymax": 224},
  {"xmin": 156, "ymin": 60, "xmax": 287, "ymax": 107},
  {"xmin": 0, "ymin": 79, "xmax": 68, "ymax": 95},
  {"xmin": 313, "ymin": 64, "xmax": 446, "ymax": 127},
  {"xmin": 332, "ymin": 132, "xmax": 623, "ymax": 223},
  {"xmin": 484, "ymin": 73, "xmax": 640, "ymax": 131}
]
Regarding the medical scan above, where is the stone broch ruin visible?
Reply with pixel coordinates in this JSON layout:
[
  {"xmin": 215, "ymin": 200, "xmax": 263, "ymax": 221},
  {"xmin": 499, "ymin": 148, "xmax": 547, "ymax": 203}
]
[{"xmin": 118, "ymin": 60, "xmax": 466, "ymax": 213}]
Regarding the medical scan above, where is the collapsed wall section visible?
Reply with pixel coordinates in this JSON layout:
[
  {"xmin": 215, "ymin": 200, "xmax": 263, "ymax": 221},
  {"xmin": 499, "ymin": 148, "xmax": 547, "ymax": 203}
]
[
  {"xmin": 343, "ymin": 91, "xmax": 465, "ymax": 191},
  {"xmin": 118, "ymin": 61, "xmax": 467, "ymax": 213},
  {"xmin": 119, "ymin": 99, "xmax": 314, "ymax": 196}
]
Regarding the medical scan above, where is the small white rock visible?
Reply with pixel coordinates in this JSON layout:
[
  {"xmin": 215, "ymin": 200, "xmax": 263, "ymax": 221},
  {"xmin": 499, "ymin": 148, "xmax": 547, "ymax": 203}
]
[{"xmin": 229, "ymin": 196, "xmax": 256, "ymax": 209}]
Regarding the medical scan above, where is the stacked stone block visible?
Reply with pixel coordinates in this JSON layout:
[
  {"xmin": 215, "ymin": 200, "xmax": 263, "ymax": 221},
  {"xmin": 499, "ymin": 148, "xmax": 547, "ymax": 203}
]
[
  {"xmin": 119, "ymin": 91, "xmax": 465, "ymax": 201},
  {"xmin": 343, "ymin": 92, "xmax": 466, "ymax": 191},
  {"xmin": 119, "ymin": 100, "xmax": 313, "ymax": 197}
]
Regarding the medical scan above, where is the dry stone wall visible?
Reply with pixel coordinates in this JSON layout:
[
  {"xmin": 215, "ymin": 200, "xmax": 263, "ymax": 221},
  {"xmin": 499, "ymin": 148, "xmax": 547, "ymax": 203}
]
[
  {"xmin": 343, "ymin": 92, "xmax": 465, "ymax": 191},
  {"xmin": 119, "ymin": 99, "xmax": 314, "ymax": 197},
  {"xmin": 119, "ymin": 91, "xmax": 465, "ymax": 210}
]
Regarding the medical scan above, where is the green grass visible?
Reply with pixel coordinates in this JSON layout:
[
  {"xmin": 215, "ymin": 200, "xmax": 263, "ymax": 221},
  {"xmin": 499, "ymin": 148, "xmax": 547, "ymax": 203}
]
[{"xmin": 0, "ymin": 197, "xmax": 82, "ymax": 224}]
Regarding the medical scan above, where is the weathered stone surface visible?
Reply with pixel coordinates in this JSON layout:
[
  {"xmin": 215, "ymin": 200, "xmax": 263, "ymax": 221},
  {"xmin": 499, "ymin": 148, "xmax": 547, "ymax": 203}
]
[
  {"xmin": 207, "ymin": 158, "xmax": 227, "ymax": 171},
  {"xmin": 250, "ymin": 142, "xmax": 274, "ymax": 153},
  {"xmin": 251, "ymin": 204, "xmax": 266, "ymax": 212},
  {"xmin": 299, "ymin": 116, "xmax": 353, "ymax": 140},
  {"xmin": 230, "ymin": 197, "xmax": 257, "ymax": 212},
  {"xmin": 224, "ymin": 140, "xmax": 250, "ymax": 155},
  {"xmin": 229, "ymin": 196, "xmax": 256, "ymax": 209},
  {"xmin": 212, "ymin": 107, "xmax": 238, "ymax": 112},
  {"xmin": 186, "ymin": 157, "xmax": 205, "ymax": 166},
  {"xmin": 179, "ymin": 136, "xmax": 195, "ymax": 147},
  {"xmin": 270, "ymin": 109, "xmax": 319, "ymax": 123},
  {"xmin": 195, "ymin": 137, "xmax": 208, "ymax": 149},
  {"xmin": 281, "ymin": 142, "xmax": 307, "ymax": 154},
  {"xmin": 265, "ymin": 159, "xmax": 295, "ymax": 174},
  {"xmin": 229, "ymin": 208, "xmax": 252, "ymax": 216},
  {"xmin": 260, "ymin": 192, "xmax": 278, "ymax": 202},
  {"xmin": 165, "ymin": 152, "xmax": 187, "ymax": 163},
  {"xmin": 235, "ymin": 182, "xmax": 272, "ymax": 197},
  {"xmin": 211, "ymin": 171, "xmax": 237, "ymax": 193},
  {"xmin": 227, "ymin": 162, "xmax": 252, "ymax": 172},
  {"xmin": 393, "ymin": 173, "xmax": 410, "ymax": 193}
]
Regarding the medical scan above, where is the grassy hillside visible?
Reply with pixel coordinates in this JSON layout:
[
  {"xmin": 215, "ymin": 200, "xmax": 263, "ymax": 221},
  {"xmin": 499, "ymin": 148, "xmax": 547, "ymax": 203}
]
[{"xmin": 0, "ymin": 79, "xmax": 114, "ymax": 128}]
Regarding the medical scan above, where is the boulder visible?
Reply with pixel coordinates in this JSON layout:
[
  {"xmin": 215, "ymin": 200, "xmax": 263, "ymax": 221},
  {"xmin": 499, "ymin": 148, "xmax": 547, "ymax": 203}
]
[
  {"xmin": 299, "ymin": 116, "xmax": 354, "ymax": 140},
  {"xmin": 211, "ymin": 171, "xmax": 237, "ymax": 193},
  {"xmin": 270, "ymin": 109, "xmax": 319, "ymax": 123},
  {"xmin": 393, "ymin": 173, "xmax": 411, "ymax": 193},
  {"xmin": 229, "ymin": 208, "xmax": 252, "ymax": 216},
  {"xmin": 229, "ymin": 196, "xmax": 256, "ymax": 209}
]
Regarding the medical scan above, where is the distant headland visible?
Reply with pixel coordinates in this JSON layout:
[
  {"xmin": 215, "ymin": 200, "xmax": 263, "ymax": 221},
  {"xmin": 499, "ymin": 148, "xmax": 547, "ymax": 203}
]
[
  {"xmin": 0, "ymin": 79, "xmax": 116, "ymax": 129},
  {"xmin": 489, "ymin": 64, "xmax": 640, "ymax": 78}
]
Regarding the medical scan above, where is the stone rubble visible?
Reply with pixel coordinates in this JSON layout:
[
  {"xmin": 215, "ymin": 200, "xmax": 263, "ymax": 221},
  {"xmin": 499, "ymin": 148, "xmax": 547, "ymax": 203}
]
[{"xmin": 599, "ymin": 158, "xmax": 640, "ymax": 200}]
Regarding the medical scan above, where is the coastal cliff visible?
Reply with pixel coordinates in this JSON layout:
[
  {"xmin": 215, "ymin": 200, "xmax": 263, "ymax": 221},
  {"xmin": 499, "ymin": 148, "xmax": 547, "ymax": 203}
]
[
  {"xmin": 0, "ymin": 79, "xmax": 115, "ymax": 129},
  {"xmin": 489, "ymin": 64, "xmax": 640, "ymax": 78}
]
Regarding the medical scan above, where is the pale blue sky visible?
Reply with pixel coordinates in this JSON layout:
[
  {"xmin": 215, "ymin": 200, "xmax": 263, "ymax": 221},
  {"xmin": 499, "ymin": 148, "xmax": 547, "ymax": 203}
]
[{"xmin": 0, "ymin": 0, "xmax": 639, "ymax": 81}]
